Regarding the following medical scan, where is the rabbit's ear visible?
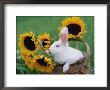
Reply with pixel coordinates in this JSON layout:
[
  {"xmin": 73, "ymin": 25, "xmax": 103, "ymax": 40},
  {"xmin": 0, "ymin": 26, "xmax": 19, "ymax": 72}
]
[{"xmin": 60, "ymin": 27, "xmax": 68, "ymax": 46}]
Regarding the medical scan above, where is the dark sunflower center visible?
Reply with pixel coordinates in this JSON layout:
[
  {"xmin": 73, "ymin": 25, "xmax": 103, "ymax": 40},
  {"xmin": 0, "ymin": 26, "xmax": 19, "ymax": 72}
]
[
  {"xmin": 24, "ymin": 36, "xmax": 36, "ymax": 51},
  {"xmin": 67, "ymin": 24, "xmax": 81, "ymax": 36},
  {"xmin": 42, "ymin": 39, "xmax": 49, "ymax": 46},
  {"xmin": 37, "ymin": 58, "xmax": 48, "ymax": 66}
]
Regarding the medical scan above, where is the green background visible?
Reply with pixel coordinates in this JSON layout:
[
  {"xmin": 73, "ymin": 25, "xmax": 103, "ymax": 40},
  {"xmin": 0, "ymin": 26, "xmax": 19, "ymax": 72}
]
[{"xmin": 16, "ymin": 16, "xmax": 94, "ymax": 74}]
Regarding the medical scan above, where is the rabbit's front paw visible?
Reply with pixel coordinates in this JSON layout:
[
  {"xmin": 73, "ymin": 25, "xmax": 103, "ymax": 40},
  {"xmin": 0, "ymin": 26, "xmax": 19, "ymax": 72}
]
[{"xmin": 63, "ymin": 63, "xmax": 69, "ymax": 73}]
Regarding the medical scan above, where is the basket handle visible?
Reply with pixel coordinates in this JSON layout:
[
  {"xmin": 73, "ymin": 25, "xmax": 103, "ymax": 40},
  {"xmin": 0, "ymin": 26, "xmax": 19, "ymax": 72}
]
[{"xmin": 80, "ymin": 41, "xmax": 91, "ymax": 74}]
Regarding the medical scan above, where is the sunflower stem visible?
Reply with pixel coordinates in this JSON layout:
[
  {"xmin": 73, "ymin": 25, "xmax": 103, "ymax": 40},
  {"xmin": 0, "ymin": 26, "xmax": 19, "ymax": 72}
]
[
  {"xmin": 35, "ymin": 35, "xmax": 45, "ymax": 51},
  {"xmin": 73, "ymin": 41, "xmax": 78, "ymax": 49}
]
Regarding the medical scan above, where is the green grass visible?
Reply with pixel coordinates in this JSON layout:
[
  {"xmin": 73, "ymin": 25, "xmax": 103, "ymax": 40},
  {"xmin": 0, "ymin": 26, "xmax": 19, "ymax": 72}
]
[{"xmin": 16, "ymin": 16, "xmax": 94, "ymax": 74}]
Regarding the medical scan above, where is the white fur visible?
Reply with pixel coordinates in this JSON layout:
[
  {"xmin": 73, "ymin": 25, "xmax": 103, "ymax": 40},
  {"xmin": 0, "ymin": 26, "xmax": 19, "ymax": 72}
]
[
  {"xmin": 49, "ymin": 27, "xmax": 84, "ymax": 73},
  {"xmin": 61, "ymin": 27, "xmax": 68, "ymax": 34},
  {"xmin": 49, "ymin": 41, "xmax": 83, "ymax": 73}
]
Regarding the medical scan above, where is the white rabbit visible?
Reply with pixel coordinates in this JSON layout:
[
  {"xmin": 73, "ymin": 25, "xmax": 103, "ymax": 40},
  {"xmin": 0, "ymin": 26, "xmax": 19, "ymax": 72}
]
[{"xmin": 49, "ymin": 27, "xmax": 84, "ymax": 73}]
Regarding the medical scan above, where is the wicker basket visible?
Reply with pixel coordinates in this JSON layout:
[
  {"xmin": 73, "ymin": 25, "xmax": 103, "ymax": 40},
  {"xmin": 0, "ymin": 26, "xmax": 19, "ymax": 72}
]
[{"xmin": 52, "ymin": 42, "xmax": 90, "ymax": 74}]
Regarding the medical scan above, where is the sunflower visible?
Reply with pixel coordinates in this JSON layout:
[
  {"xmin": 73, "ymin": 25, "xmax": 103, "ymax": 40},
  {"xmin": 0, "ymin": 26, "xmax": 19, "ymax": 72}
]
[
  {"xmin": 34, "ymin": 55, "xmax": 55, "ymax": 73},
  {"xmin": 38, "ymin": 32, "xmax": 51, "ymax": 50},
  {"xmin": 60, "ymin": 17, "xmax": 86, "ymax": 40},
  {"xmin": 20, "ymin": 52, "xmax": 34, "ymax": 69},
  {"xmin": 20, "ymin": 53, "xmax": 55, "ymax": 73},
  {"xmin": 18, "ymin": 32, "xmax": 40, "ymax": 56}
]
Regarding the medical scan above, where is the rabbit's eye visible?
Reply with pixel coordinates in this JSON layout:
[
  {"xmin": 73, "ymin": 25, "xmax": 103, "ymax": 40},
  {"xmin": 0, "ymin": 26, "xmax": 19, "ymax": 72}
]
[{"xmin": 56, "ymin": 45, "xmax": 60, "ymax": 47}]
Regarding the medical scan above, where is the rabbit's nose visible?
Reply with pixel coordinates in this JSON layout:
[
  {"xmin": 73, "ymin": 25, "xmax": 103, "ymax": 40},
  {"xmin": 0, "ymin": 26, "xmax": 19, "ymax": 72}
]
[
  {"xmin": 48, "ymin": 48, "xmax": 51, "ymax": 53},
  {"xmin": 45, "ymin": 50, "xmax": 49, "ymax": 54},
  {"xmin": 49, "ymin": 50, "xmax": 50, "ymax": 53}
]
